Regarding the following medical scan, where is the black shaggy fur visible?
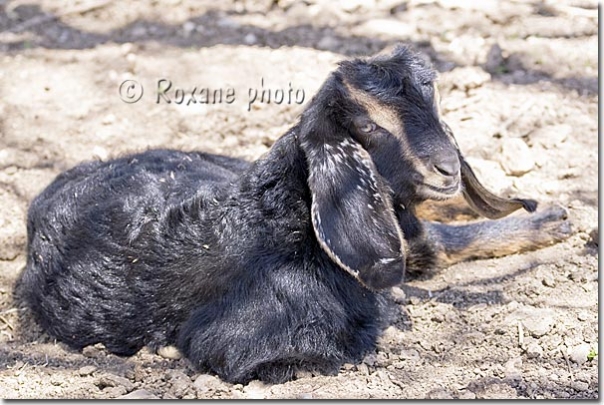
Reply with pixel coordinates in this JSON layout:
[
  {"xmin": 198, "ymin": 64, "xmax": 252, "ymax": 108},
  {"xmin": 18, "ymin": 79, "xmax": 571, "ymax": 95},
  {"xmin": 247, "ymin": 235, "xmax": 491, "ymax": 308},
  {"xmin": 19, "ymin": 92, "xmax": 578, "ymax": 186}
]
[{"xmin": 18, "ymin": 45, "xmax": 566, "ymax": 384}]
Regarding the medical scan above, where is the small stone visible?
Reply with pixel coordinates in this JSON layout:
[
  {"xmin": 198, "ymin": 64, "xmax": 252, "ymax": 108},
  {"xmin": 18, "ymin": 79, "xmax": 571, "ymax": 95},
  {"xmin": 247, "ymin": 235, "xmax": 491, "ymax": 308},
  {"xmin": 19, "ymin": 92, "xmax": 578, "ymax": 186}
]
[
  {"xmin": 182, "ymin": 21, "xmax": 196, "ymax": 35},
  {"xmin": 426, "ymin": 389, "xmax": 453, "ymax": 399},
  {"xmin": 118, "ymin": 389, "xmax": 159, "ymax": 399},
  {"xmin": 297, "ymin": 392, "xmax": 313, "ymax": 399},
  {"xmin": 193, "ymin": 374, "xmax": 222, "ymax": 393},
  {"xmin": 528, "ymin": 124, "xmax": 571, "ymax": 149},
  {"xmin": 399, "ymin": 348, "xmax": 420, "ymax": 361},
  {"xmin": 363, "ymin": 353, "xmax": 378, "ymax": 366},
  {"xmin": 96, "ymin": 374, "xmax": 135, "ymax": 392},
  {"xmin": 577, "ymin": 312, "xmax": 589, "ymax": 321},
  {"xmin": 589, "ymin": 228, "xmax": 598, "ymax": 246},
  {"xmin": 526, "ymin": 342, "xmax": 543, "ymax": 359},
  {"xmin": 104, "ymin": 386, "xmax": 128, "ymax": 398},
  {"xmin": 571, "ymin": 381, "xmax": 590, "ymax": 392},
  {"xmin": 78, "ymin": 365, "xmax": 97, "ymax": 376},
  {"xmin": 459, "ymin": 390, "xmax": 476, "ymax": 399},
  {"xmin": 497, "ymin": 138, "xmax": 535, "ymax": 176},
  {"xmin": 380, "ymin": 325, "xmax": 404, "ymax": 345},
  {"xmin": 542, "ymin": 275, "xmax": 556, "ymax": 288},
  {"xmin": 354, "ymin": 19, "xmax": 414, "ymax": 38},
  {"xmin": 317, "ymin": 36, "xmax": 339, "ymax": 51},
  {"xmin": 485, "ymin": 43, "xmax": 504, "ymax": 74},
  {"xmin": 357, "ymin": 363, "xmax": 370, "ymax": 375},
  {"xmin": 431, "ymin": 313, "xmax": 444, "ymax": 323},
  {"xmin": 157, "ymin": 346, "xmax": 182, "ymax": 360},
  {"xmin": 243, "ymin": 380, "xmax": 267, "ymax": 399},
  {"xmin": 568, "ymin": 343, "xmax": 591, "ymax": 365},
  {"xmin": 82, "ymin": 345, "xmax": 101, "ymax": 358},
  {"xmin": 50, "ymin": 375, "xmax": 63, "ymax": 386},
  {"xmin": 504, "ymin": 357, "xmax": 522, "ymax": 382},
  {"xmin": 390, "ymin": 286, "xmax": 406, "ymax": 304},
  {"xmin": 507, "ymin": 307, "xmax": 555, "ymax": 338},
  {"xmin": 243, "ymin": 33, "xmax": 257, "ymax": 45},
  {"xmin": 446, "ymin": 66, "xmax": 491, "ymax": 91},
  {"xmin": 102, "ymin": 114, "xmax": 115, "ymax": 125},
  {"xmin": 408, "ymin": 296, "xmax": 420, "ymax": 306},
  {"xmin": 339, "ymin": 0, "xmax": 376, "ymax": 12}
]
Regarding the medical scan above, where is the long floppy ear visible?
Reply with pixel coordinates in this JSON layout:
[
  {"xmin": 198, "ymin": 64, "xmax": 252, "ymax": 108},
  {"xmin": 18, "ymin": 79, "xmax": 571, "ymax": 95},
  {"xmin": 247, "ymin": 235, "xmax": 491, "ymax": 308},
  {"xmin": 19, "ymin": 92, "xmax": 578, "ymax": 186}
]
[
  {"xmin": 299, "ymin": 97, "xmax": 406, "ymax": 290},
  {"xmin": 460, "ymin": 155, "xmax": 537, "ymax": 219}
]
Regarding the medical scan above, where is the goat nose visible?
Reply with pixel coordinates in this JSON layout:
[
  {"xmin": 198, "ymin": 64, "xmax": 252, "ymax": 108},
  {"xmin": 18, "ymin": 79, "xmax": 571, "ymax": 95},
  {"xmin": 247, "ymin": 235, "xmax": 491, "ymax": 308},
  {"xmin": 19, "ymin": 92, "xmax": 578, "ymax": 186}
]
[{"xmin": 432, "ymin": 153, "xmax": 460, "ymax": 177}]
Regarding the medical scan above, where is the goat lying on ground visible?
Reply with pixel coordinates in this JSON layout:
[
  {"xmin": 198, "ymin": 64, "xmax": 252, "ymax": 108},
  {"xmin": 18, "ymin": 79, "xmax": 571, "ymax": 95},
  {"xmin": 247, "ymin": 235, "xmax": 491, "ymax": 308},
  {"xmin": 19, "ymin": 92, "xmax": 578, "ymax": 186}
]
[{"xmin": 17, "ymin": 45, "xmax": 571, "ymax": 384}]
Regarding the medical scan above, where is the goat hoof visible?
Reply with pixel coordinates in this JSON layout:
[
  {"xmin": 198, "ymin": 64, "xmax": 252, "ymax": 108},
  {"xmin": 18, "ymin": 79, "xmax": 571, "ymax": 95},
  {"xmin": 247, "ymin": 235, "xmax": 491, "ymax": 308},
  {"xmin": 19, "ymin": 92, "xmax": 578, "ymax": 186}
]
[{"xmin": 157, "ymin": 346, "xmax": 182, "ymax": 360}]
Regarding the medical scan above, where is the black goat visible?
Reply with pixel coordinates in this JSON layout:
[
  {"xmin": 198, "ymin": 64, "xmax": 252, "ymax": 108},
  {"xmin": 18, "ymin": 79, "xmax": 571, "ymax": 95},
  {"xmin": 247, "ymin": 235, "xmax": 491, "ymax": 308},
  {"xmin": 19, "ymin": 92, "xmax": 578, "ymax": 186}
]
[{"xmin": 17, "ymin": 45, "xmax": 571, "ymax": 384}]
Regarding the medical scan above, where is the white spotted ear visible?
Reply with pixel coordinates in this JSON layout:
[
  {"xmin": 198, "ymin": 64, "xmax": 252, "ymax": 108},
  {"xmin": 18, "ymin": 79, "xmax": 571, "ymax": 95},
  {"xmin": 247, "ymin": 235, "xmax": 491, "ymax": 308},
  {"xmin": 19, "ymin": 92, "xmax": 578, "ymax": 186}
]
[{"xmin": 300, "ymin": 133, "xmax": 407, "ymax": 290}]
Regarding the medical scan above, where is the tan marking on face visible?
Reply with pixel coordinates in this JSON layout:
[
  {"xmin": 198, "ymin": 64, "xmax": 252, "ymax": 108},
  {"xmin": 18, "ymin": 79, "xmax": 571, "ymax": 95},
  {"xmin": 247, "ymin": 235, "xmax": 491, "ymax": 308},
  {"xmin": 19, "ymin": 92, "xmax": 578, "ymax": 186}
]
[{"xmin": 344, "ymin": 82, "xmax": 404, "ymax": 138}]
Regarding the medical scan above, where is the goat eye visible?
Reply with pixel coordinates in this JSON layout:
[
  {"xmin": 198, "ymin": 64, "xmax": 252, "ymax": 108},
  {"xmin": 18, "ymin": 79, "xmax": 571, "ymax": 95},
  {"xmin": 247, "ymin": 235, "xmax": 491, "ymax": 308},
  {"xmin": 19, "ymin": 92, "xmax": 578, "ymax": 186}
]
[{"xmin": 359, "ymin": 122, "xmax": 377, "ymax": 133}]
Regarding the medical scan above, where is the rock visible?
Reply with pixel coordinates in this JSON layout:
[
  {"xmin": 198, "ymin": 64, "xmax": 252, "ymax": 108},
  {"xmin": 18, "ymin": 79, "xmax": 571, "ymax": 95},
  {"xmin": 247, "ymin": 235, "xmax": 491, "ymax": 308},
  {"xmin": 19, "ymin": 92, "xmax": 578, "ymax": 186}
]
[
  {"xmin": 463, "ymin": 157, "xmax": 513, "ymax": 193},
  {"xmin": 357, "ymin": 363, "xmax": 370, "ymax": 375},
  {"xmin": 78, "ymin": 365, "xmax": 97, "ymax": 376},
  {"xmin": 589, "ymin": 228, "xmax": 598, "ymax": 246},
  {"xmin": 528, "ymin": 124, "xmax": 571, "ymax": 149},
  {"xmin": 243, "ymin": 380, "xmax": 268, "ymax": 399},
  {"xmin": 506, "ymin": 307, "xmax": 555, "ymax": 338},
  {"xmin": 118, "ymin": 389, "xmax": 159, "ymax": 399},
  {"xmin": 297, "ymin": 392, "xmax": 313, "ymax": 399},
  {"xmin": 353, "ymin": 19, "xmax": 415, "ymax": 38},
  {"xmin": 541, "ymin": 275, "xmax": 556, "ymax": 288},
  {"xmin": 244, "ymin": 33, "xmax": 257, "ymax": 45},
  {"xmin": 380, "ymin": 325, "xmax": 405, "ymax": 346},
  {"xmin": 317, "ymin": 36, "xmax": 339, "ymax": 51},
  {"xmin": 167, "ymin": 370, "xmax": 192, "ymax": 398},
  {"xmin": 426, "ymin": 389, "xmax": 453, "ymax": 399},
  {"xmin": 339, "ymin": 0, "xmax": 376, "ymax": 12},
  {"xmin": 82, "ymin": 345, "xmax": 102, "ymax": 358},
  {"xmin": 571, "ymin": 381, "xmax": 590, "ymax": 392},
  {"xmin": 568, "ymin": 343, "xmax": 591, "ymax": 365},
  {"xmin": 157, "ymin": 346, "xmax": 182, "ymax": 360},
  {"xmin": 390, "ymin": 286, "xmax": 406, "ymax": 304},
  {"xmin": 485, "ymin": 43, "xmax": 505, "ymax": 74},
  {"xmin": 526, "ymin": 342, "xmax": 543, "ymax": 359},
  {"xmin": 504, "ymin": 357, "xmax": 522, "ymax": 382},
  {"xmin": 445, "ymin": 66, "xmax": 491, "ymax": 91},
  {"xmin": 399, "ymin": 348, "xmax": 420, "ymax": 361},
  {"xmin": 182, "ymin": 21, "xmax": 196, "ymax": 36},
  {"xmin": 459, "ymin": 390, "xmax": 476, "ymax": 399},
  {"xmin": 577, "ymin": 311, "xmax": 589, "ymax": 321},
  {"xmin": 497, "ymin": 138, "xmax": 535, "ymax": 176},
  {"xmin": 193, "ymin": 374, "xmax": 224, "ymax": 394},
  {"xmin": 104, "ymin": 386, "xmax": 128, "ymax": 398},
  {"xmin": 477, "ymin": 382, "xmax": 517, "ymax": 399},
  {"xmin": 96, "ymin": 374, "xmax": 135, "ymax": 392}
]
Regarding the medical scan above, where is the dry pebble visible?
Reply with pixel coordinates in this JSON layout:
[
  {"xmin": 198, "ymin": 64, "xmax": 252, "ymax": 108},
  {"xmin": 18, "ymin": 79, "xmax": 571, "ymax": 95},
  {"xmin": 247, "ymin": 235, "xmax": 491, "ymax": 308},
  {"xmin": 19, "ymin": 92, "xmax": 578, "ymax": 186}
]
[
  {"xmin": 498, "ymin": 138, "xmax": 535, "ymax": 176},
  {"xmin": 193, "ymin": 374, "xmax": 224, "ymax": 394},
  {"xmin": 118, "ymin": 389, "xmax": 159, "ymax": 399},
  {"xmin": 571, "ymin": 381, "xmax": 590, "ymax": 392},
  {"xmin": 78, "ymin": 365, "xmax": 97, "ymax": 376},
  {"xmin": 528, "ymin": 124, "xmax": 571, "ymax": 149},
  {"xmin": 96, "ymin": 374, "xmax": 135, "ymax": 392},
  {"xmin": 542, "ymin": 275, "xmax": 556, "ymax": 288},
  {"xmin": 568, "ymin": 343, "xmax": 591, "ymax": 365},
  {"xmin": 390, "ymin": 286, "xmax": 406, "ymax": 304},
  {"xmin": 526, "ymin": 342, "xmax": 543, "ymax": 359},
  {"xmin": 425, "ymin": 389, "xmax": 454, "ymax": 399}
]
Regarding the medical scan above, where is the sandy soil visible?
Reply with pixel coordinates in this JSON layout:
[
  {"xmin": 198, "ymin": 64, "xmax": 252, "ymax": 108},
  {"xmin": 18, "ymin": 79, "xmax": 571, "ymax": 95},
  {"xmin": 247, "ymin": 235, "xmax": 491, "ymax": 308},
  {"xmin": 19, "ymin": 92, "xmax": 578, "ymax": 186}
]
[{"xmin": 0, "ymin": 0, "xmax": 598, "ymax": 399}]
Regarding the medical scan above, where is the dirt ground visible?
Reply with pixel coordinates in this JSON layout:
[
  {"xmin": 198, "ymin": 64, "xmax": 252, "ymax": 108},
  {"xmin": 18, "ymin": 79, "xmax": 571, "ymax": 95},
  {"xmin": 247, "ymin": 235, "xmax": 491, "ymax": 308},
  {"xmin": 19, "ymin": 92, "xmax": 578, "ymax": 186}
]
[{"xmin": 0, "ymin": 0, "xmax": 598, "ymax": 399}]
